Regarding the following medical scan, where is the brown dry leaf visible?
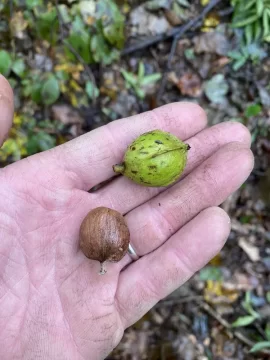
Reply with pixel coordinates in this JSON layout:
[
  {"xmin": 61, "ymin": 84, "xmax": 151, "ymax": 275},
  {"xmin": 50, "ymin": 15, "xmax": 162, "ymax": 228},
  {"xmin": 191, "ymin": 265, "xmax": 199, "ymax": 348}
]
[
  {"xmin": 168, "ymin": 72, "xmax": 202, "ymax": 97},
  {"xmin": 212, "ymin": 57, "xmax": 231, "ymax": 72},
  {"xmin": 194, "ymin": 32, "xmax": 231, "ymax": 56},
  {"xmin": 164, "ymin": 9, "xmax": 182, "ymax": 26},
  {"xmin": 238, "ymin": 237, "xmax": 260, "ymax": 262},
  {"xmin": 223, "ymin": 272, "xmax": 259, "ymax": 292},
  {"xmin": 51, "ymin": 104, "xmax": 84, "ymax": 126},
  {"xmin": 10, "ymin": 11, "xmax": 28, "ymax": 39},
  {"xmin": 204, "ymin": 280, "xmax": 239, "ymax": 305}
]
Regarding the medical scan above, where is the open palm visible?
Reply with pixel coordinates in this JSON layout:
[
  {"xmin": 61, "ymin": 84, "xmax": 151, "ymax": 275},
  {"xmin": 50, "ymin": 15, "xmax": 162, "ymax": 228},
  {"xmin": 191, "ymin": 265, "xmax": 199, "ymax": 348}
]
[{"xmin": 0, "ymin": 75, "xmax": 253, "ymax": 360}]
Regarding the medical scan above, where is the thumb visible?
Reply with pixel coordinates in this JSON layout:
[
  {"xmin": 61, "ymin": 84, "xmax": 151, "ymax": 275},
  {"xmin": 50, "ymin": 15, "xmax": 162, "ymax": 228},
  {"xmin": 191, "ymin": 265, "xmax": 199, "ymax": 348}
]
[{"xmin": 0, "ymin": 75, "xmax": 14, "ymax": 147}]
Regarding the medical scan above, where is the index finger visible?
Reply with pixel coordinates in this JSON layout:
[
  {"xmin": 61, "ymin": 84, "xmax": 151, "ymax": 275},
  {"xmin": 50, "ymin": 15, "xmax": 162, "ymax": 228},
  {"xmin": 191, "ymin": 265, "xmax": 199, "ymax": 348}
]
[
  {"xmin": 46, "ymin": 102, "xmax": 207, "ymax": 190},
  {"xmin": 0, "ymin": 75, "xmax": 14, "ymax": 147}
]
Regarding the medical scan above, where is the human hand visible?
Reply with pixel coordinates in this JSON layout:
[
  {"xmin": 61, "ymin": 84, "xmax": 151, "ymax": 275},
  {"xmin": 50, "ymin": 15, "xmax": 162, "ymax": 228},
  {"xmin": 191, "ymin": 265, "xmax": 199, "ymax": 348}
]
[{"xmin": 0, "ymin": 74, "xmax": 253, "ymax": 360}]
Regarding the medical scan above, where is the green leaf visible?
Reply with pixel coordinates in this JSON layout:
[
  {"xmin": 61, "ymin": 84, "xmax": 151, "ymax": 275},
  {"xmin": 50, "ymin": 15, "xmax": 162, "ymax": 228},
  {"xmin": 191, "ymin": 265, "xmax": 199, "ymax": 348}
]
[
  {"xmin": 90, "ymin": 33, "xmax": 119, "ymax": 65},
  {"xmin": 138, "ymin": 62, "xmax": 145, "ymax": 81},
  {"xmin": 228, "ymin": 50, "xmax": 243, "ymax": 60},
  {"xmin": 41, "ymin": 76, "xmax": 60, "ymax": 105},
  {"xmin": 96, "ymin": 0, "xmax": 125, "ymax": 49},
  {"xmin": 55, "ymin": 70, "xmax": 69, "ymax": 81},
  {"xmin": 254, "ymin": 19, "xmax": 262, "ymax": 41},
  {"xmin": 263, "ymin": 10, "xmax": 270, "ymax": 37},
  {"xmin": 199, "ymin": 266, "xmax": 223, "ymax": 281},
  {"xmin": 233, "ymin": 57, "xmax": 248, "ymax": 71},
  {"xmin": 184, "ymin": 48, "xmax": 195, "ymax": 60},
  {"xmin": 250, "ymin": 341, "xmax": 270, "ymax": 353},
  {"xmin": 65, "ymin": 29, "xmax": 91, "ymax": 63},
  {"xmin": 31, "ymin": 83, "xmax": 43, "ymax": 103},
  {"xmin": 135, "ymin": 88, "xmax": 145, "ymax": 99},
  {"xmin": 27, "ymin": 132, "xmax": 56, "ymax": 154},
  {"xmin": 58, "ymin": 4, "xmax": 72, "ymax": 24},
  {"xmin": 121, "ymin": 70, "xmax": 138, "ymax": 87},
  {"xmin": 11, "ymin": 58, "xmax": 26, "ymax": 77},
  {"xmin": 233, "ymin": 14, "xmax": 259, "ymax": 28},
  {"xmin": 232, "ymin": 315, "xmax": 257, "ymax": 327},
  {"xmin": 267, "ymin": 291, "xmax": 270, "ymax": 303},
  {"xmin": 242, "ymin": 0, "xmax": 256, "ymax": 12},
  {"xmin": 245, "ymin": 104, "xmax": 262, "ymax": 117},
  {"xmin": 256, "ymin": 0, "xmax": 264, "ymax": 17},
  {"xmin": 36, "ymin": 9, "xmax": 59, "ymax": 44},
  {"xmin": 245, "ymin": 23, "xmax": 253, "ymax": 44},
  {"xmin": 26, "ymin": 0, "xmax": 43, "ymax": 9},
  {"xmin": 266, "ymin": 323, "xmax": 270, "ymax": 341},
  {"xmin": 0, "ymin": 50, "xmax": 12, "ymax": 76},
  {"xmin": 85, "ymin": 81, "xmax": 99, "ymax": 100},
  {"xmin": 140, "ymin": 73, "xmax": 162, "ymax": 86}
]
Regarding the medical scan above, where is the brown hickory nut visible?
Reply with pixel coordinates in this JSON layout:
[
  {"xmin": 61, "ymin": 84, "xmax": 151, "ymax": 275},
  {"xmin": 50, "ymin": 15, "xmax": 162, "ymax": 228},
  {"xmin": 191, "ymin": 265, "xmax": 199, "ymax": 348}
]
[{"xmin": 79, "ymin": 207, "xmax": 130, "ymax": 275}]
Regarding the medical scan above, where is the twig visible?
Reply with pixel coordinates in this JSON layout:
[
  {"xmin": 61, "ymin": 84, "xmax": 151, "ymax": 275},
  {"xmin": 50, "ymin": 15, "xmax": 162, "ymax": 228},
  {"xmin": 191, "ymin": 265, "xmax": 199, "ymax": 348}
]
[
  {"xmin": 157, "ymin": 0, "xmax": 223, "ymax": 102},
  {"xmin": 156, "ymin": 295, "xmax": 204, "ymax": 307},
  {"xmin": 54, "ymin": 0, "xmax": 97, "ymax": 105}
]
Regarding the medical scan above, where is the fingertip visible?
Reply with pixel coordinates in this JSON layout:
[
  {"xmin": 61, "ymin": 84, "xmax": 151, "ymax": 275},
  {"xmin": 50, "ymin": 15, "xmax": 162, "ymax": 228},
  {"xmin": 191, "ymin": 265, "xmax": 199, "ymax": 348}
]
[
  {"xmin": 201, "ymin": 206, "xmax": 231, "ymax": 248},
  {"xmin": 225, "ymin": 141, "xmax": 254, "ymax": 175},
  {"xmin": 227, "ymin": 121, "xmax": 252, "ymax": 146}
]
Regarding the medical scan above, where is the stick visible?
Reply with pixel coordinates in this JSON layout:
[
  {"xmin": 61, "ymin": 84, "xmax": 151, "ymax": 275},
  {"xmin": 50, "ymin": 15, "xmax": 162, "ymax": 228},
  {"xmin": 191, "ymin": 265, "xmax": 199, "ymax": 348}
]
[
  {"xmin": 54, "ymin": 0, "xmax": 97, "ymax": 105},
  {"xmin": 157, "ymin": 0, "xmax": 223, "ymax": 102}
]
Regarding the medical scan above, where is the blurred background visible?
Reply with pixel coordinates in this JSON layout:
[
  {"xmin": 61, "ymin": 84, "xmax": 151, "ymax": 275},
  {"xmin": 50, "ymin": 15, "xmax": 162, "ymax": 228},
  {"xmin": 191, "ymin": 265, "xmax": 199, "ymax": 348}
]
[{"xmin": 0, "ymin": 0, "xmax": 270, "ymax": 358}]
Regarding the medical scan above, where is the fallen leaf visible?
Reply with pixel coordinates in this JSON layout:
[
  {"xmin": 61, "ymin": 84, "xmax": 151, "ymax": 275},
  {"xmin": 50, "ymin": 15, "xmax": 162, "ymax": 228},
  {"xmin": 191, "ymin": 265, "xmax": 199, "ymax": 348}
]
[
  {"xmin": 212, "ymin": 57, "xmax": 231, "ymax": 72},
  {"xmin": 194, "ymin": 32, "xmax": 231, "ymax": 56},
  {"xmin": 204, "ymin": 280, "xmax": 239, "ymax": 305},
  {"xmin": 238, "ymin": 237, "xmax": 260, "ymax": 262},
  {"xmin": 201, "ymin": 12, "xmax": 220, "ymax": 32},
  {"xmin": 164, "ymin": 9, "xmax": 182, "ymax": 26},
  {"xmin": 51, "ymin": 104, "xmax": 84, "ymax": 125},
  {"xmin": 168, "ymin": 72, "xmax": 202, "ymax": 97},
  {"xmin": 130, "ymin": 5, "xmax": 171, "ymax": 36},
  {"xmin": 10, "ymin": 11, "xmax": 28, "ymax": 39},
  {"xmin": 203, "ymin": 74, "xmax": 229, "ymax": 104}
]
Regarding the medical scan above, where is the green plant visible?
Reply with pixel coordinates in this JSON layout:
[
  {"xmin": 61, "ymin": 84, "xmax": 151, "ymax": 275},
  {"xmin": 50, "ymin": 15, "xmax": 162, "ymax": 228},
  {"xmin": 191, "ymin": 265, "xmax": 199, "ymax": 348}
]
[
  {"xmin": 0, "ymin": 114, "xmax": 62, "ymax": 162},
  {"xmin": 232, "ymin": 291, "xmax": 260, "ymax": 328},
  {"xmin": 121, "ymin": 62, "xmax": 161, "ymax": 99},
  {"xmin": 228, "ymin": 42, "xmax": 267, "ymax": 70},
  {"xmin": 231, "ymin": 0, "xmax": 270, "ymax": 43}
]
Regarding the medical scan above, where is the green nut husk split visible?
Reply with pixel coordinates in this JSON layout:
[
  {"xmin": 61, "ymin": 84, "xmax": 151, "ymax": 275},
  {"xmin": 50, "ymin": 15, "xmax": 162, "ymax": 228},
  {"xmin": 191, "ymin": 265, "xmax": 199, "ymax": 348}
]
[{"xmin": 113, "ymin": 129, "xmax": 190, "ymax": 187}]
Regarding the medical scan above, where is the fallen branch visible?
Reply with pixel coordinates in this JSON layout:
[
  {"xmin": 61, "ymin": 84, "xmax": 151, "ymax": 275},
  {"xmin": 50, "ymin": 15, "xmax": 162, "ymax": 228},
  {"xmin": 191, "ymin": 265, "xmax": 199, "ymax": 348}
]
[{"xmin": 157, "ymin": 0, "xmax": 223, "ymax": 102}]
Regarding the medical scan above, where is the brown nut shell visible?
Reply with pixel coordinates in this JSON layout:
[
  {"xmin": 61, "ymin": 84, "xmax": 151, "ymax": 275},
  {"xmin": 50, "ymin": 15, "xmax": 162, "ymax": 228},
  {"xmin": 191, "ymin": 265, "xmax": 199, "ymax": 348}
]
[{"xmin": 79, "ymin": 207, "xmax": 130, "ymax": 264}]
